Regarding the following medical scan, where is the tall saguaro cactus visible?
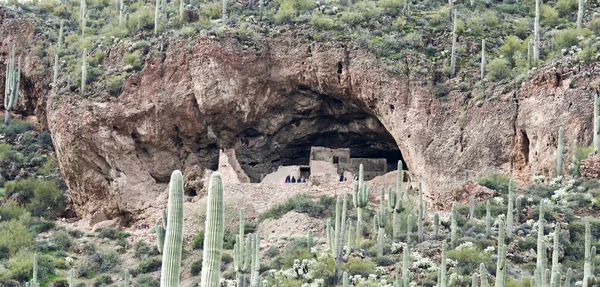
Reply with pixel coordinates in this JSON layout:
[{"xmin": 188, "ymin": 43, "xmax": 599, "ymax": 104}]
[
  {"xmin": 376, "ymin": 188, "xmax": 387, "ymax": 258},
  {"xmin": 485, "ymin": 200, "xmax": 491, "ymax": 238},
  {"xmin": 234, "ymin": 210, "xmax": 252, "ymax": 287},
  {"xmin": 417, "ymin": 182, "xmax": 425, "ymax": 243},
  {"xmin": 595, "ymin": 92, "xmax": 600, "ymax": 152},
  {"xmin": 534, "ymin": 0, "xmax": 540, "ymax": 66},
  {"xmin": 506, "ymin": 179, "xmax": 514, "ymax": 239},
  {"xmin": 557, "ymin": 127, "xmax": 566, "ymax": 176},
  {"xmin": 352, "ymin": 164, "xmax": 370, "ymax": 226},
  {"xmin": 439, "ymin": 241, "xmax": 448, "ymax": 287},
  {"xmin": 160, "ymin": 170, "xmax": 184, "ymax": 287},
  {"xmin": 450, "ymin": 9, "xmax": 458, "ymax": 79},
  {"xmin": 201, "ymin": 172, "xmax": 225, "ymax": 287},
  {"xmin": 451, "ymin": 202, "xmax": 457, "ymax": 248},
  {"xmin": 80, "ymin": 0, "xmax": 86, "ymax": 36},
  {"xmin": 535, "ymin": 201, "xmax": 545, "ymax": 285},
  {"xmin": 154, "ymin": 0, "xmax": 160, "ymax": 34},
  {"xmin": 222, "ymin": 0, "xmax": 228, "ymax": 21},
  {"xmin": 577, "ymin": 0, "xmax": 584, "ymax": 28},
  {"xmin": 4, "ymin": 45, "xmax": 20, "ymax": 126},
  {"xmin": 81, "ymin": 49, "xmax": 87, "ymax": 96},
  {"xmin": 583, "ymin": 221, "xmax": 597, "ymax": 286},
  {"xmin": 481, "ymin": 38, "xmax": 486, "ymax": 97},
  {"xmin": 550, "ymin": 224, "xmax": 561, "ymax": 286}
]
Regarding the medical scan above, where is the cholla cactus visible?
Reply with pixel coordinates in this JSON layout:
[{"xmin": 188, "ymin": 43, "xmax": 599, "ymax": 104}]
[{"xmin": 200, "ymin": 172, "xmax": 225, "ymax": 287}]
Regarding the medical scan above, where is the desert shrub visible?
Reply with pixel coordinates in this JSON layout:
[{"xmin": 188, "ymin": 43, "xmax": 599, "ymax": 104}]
[
  {"xmin": 77, "ymin": 257, "xmax": 99, "ymax": 278},
  {"xmin": 192, "ymin": 231, "xmax": 205, "ymax": 250},
  {"xmin": 5, "ymin": 179, "xmax": 38, "ymax": 203},
  {"xmin": 134, "ymin": 240, "xmax": 155, "ymax": 258},
  {"xmin": 541, "ymin": 5, "xmax": 560, "ymax": 27},
  {"xmin": 97, "ymin": 249, "xmax": 119, "ymax": 271},
  {"xmin": 97, "ymin": 228, "xmax": 118, "ymax": 239},
  {"xmin": 223, "ymin": 233, "xmax": 236, "ymax": 249},
  {"xmin": 433, "ymin": 83, "xmax": 449, "ymax": 98},
  {"xmin": 7, "ymin": 252, "xmax": 54, "ymax": 283},
  {"xmin": 29, "ymin": 180, "xmax": 65, "ymax": 219},
  {"xmin": 477, "ymin": 173, "xmax": 512, "ymax": 194},
  {"xmin": 448, "ymin": 245, "xmax": 491, "ymax": 275},
  {"xmin": 93, "ymin": 274, "xmax": 113, "ymax": 287},
  {"xmin": 0, "ymin": 201, "xmax": 26, "ymax": 221},
  {"xmin": 280, "ymin": 241, "xmax": 312, "ymax": 269},
  {"xmin": 569, "ymin": 146, "xmax": 595, "ymax": 175},
  {"xmin": 554, "ymin": 28, "xmax": 591, "ymax": 50},
  {"xmin": 265, "ymin": 246, "xmax": 280, "ymax": 258},
  {"xmin": 578, "ymin": 46, "xmax": 597, "ymax": 64},
  {"xmin": 53, "ymin": 278, "xmax": 69, "ymax": 287},
  {"xmin": 136, "ymin": 274, "xmax": 160, "ymax": 287},
  {"xmin": 379, "ymin": 0, "xmax": 403, "ymax": 16},
  {"xmin": 275, "ymin": 0, "xmax": 295, "ymax": 24},
  {"xmin": 499, "ymin": 35, "xmax": 523, "ymax": 66},
  {"xmin": 0, "ymin": 220, "xmax": 34, "ymax": 256},
  {"xmin": 0, "ymin": 119, "xmax": 36, "ymax": 141},
  {"xmin": 310, "ymin": 13, "xmax": 336, "ymax": 30},
  {"xmin": 137, "ymin": 257, "xmax": 162, "ymax": 273},
  {"xmin": 191, "ymin": 260, "xmax": 203, "ymax": 276},
  {"xmin": 555, "ymin": 0, "xmax": 577, "ymax": 16},
  {"xmin": 51, "ymin": 230, "xmax": 72, "ymax": 250},
  {"xmin": 483, "ymin": 11, "xmax": 499, "ymax": 28},
  {"xmin": 222, "ymin": 252, "xmax": 233, "ymax": 264},
  {"xmin": 199, "ymin": 2, "xmax": 221, "ymax": 20},
  {"xmin": 123, "ymin": 52, "xmax": 143, "ymax": 71},
  {"xmin": 588, "ymin": 17, "xmax": 600, "ymax": 35},
  {"xmin": 258, "ymin": 194, "xmax": 332, "ymax": 222},
  {"xmin": 344, "ymin": 258, "xmax": 376, "ymax": 277},
  {"xmin": 513, "ymin": 18, "xmax": 530, "ymax": 39},
  {"xmin": 340, "ymin": 11, "xmax": 364, "ymax": 26},
  {"xmin": 106, "ymin": 75, "xmax": 124, "ymax": 97}
]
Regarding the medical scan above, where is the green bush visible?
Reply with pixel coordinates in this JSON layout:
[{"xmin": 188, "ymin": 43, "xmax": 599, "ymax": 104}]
[
  {"xmin": 97, "ymin": 228, "xmax": 118, "ymax": 240},
  {"xmin": 222, "ymin": 252, "xmax": 233, "ymax": 264},
  {"xmin": 7, "ymin": 252, "xmax": 54, "ymax": 283},
  {"xmin": 97, "ymin": 249, "xmax": 119, "ymax": 272},
  {"xmin": 191, "ymin": 260, "xmax": 202, "ymax": 276},
  {"xmin": 258, "ymin": 194, "xmax": 333, "ymax": 222},
  {"xmin": 447, "ymin": 247, "xmax": 490, "ymax": 275},
  {"xmin": 310, "ymin": 13, "xmax": 337, "ymax": 30},
  {"xmin": 123, "ymin": 52, "xmax": 143, "ymax": 71},
  {"xmin": 0, "ymin": 220, "xmax": 34, "ymax": 256},
  {"xmin": 569, "ymin": 146, "xmax": 595, "ymax": 175},
  {"xmin": 275, "ymin": 0, "xmax": 295, "ymax": 24},
  {"xmin": 134, "ymin": 240, "xmax": 155, "ymax": 258},
  {"xmin": 192, "ymin": 231, "xmax": 205, "ymax": 250},
  {"xmin": 135, "ymin": 274, "xmax": 159, "ymax": 287},
  {"xmin": 555, "ymin": 0, "xmax": 577, "ymax": 16},
  {"xmin": 106, "ymin": 75, "xmax": 124, "ymax": 97},
  {"xmin": 499, "ymin": 35, "xmax": 523, "ymax": 66},
  {"xmin": 93, "ymin": 274, "xmax": 113, "ymax": 287},
  {"xmin": 51, "ymin": 230, "xmax": 72, "ymax": 251},
  {"xmin": 344, "ymin": 258, "xmax": 376, "ymax": 277},
  {"xmin": 0, "ymin": 201, "xmax": 27, "ymax": 221},
  {"xmin": 199, "ymin": 2, "xmax": 221, "ymax": 20},
  {"xmin": 541, "ymin": 5, "xmax": 560, "ymax": 27},
  {"xmin": 588, "ymin": 17, "xmax": 600, "ymax": 35},
  {"xmin": 486, "ymin": 58, "xmax": 511, "ymax": 82},
  {"xmin": 29, "ymin": 180, "xmax": 65, "ymax": 219},
  {"xmin": 477, "ymin": 173, "xmax": 512, "ymax": 194},
  {"xmin": 137, "ymin": 257, "xmax": 162, "ymax": 273},
  {"xmin": 554, "ymin": 29, "xmax": 591, "ymax": 50}
]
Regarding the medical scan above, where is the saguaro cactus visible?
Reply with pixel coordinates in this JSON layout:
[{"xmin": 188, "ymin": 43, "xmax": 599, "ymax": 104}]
[
  {"xmin": 485, "ymin": 200, "xmax": 491, "ymax": 238},
  {"xmin": 69, "ymin": 269, "xmax": 73, "ymax": 287},
  {"xmin": 160, "ymin": 171, "xmax": 184, "ymax": 287},
  {"xmin": 534, "ymin": 0, "xmax": 540, "ymax": 66},
  {"xmin": 417, "ymin": 183, "xmax": 425, "ymax": 243},
  {"xmin": 154, "ymin": 0, "xmax": 160, "ymax": 34},
  {"xmin": 329, "ymin": 194, "xmax": 347, "ymax": 258},
  {"xmin": 535, "ymin": 201, "xmax": 545, "ymax": 284},
  {"xmin": 4, "ymin": 45, "xmax": 20, "ymax": 126},
  {"xmin": 495, "ymin": 219, "xmax": 506, "ymax": 287},
  {"xmin": 307, "ymin": 230, "xmax": 313, "ymax": 252},
  {"xmin": 506, "ymin": 179, "xmax": 514, "ymax": 239},
  {"xmin": 234, "ymin": 210, "xmax": 252, "ymax": 287},
  {"xmin": 80, "ymin": 0, "xmax": 86, "ymax": 36},
  {"xmin": 515, "ymin": 196, "xmax": 522, "ymax": 225},
  {"xmin": 222, "ymin": 0, "xmax": 228, "ymax": 21},
  {"xmin": 577, "ymin": 0, "xmax": 584, "ymax": 28},
  {"xmin": 352, "ymin": 164, "xmax": 370, "ymax": 225},
  {"xmin": 450, "ymin": 9, "xmax": 458, "ymax": 79},
  {"xmin": 557, "ymin": 127, "xmax": 566, "ymax": 176},
  {"xmin": 389, "ymin": 186, "xmax": 403, "ymax": 241},
  {"xmin": 595, "ymin": 92, "xmax": 600, "ymax": 152},
  {"xmin": 376, "ymin": 188, "xmax": 387, "ymax": 258},
  {"xmin": 81, "ymin": 49, "xmax": 87, "ymax": 96},
  {"xmin": 583, "ymin": 221, "xmax": 597, "ymax": 286},
  {"xmin": 433, "ymin": 212, "xmax": 440, "ymax": 238},
  {"xmin": 439, "ymin": 241, "xmax": 448, "ymax": 287},
  {"xmin": 550, "ymin": 224, "xmax": 561, "ymax": 286},
  {"xmin": 200, "ymin": 172, "xmax": 225, "ymax": 287},
  {"xmin": 402, "ymin": 246, "xmax": 413, "ymax": 287},
  {"xmin": 481, "ymin": 38, "xmax": 486, "ymax": 97},
  {"xmin": 451, "ymin": 202, "xmax": 457, "ymax": 248},
  {"xmin": 480, "ymin": 263, "xmax": 488, "ymax": 287},
  {"xmin": 407, "ymin": 214, "xmax": 414, "ymax": 245}
]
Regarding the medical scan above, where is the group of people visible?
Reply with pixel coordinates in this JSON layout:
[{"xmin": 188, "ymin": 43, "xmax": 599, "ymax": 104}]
[{"xmin": 285, "ymin": 175, "xmax": 306, "ymax": 183}]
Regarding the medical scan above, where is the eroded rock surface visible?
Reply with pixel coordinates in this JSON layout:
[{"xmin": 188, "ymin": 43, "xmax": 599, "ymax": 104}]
[{"xmin": 2, "ymin": 12, "xmax": 598, "ymax": 222}]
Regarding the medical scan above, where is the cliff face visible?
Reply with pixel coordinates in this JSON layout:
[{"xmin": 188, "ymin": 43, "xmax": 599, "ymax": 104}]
[{"xmin": 1, "ymin": 11, "xmax": 596, "ymax": 222}]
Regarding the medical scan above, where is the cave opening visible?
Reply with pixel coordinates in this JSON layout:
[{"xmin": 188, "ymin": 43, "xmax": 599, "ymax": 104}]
[{"xmin": 234, "ymin": 87, "xmax": 407, "ymax": 183}]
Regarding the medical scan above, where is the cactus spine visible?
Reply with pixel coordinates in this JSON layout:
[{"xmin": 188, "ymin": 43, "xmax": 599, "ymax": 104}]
[
  {"xmin": 376, "ymin": 188, "xmax": 387, "ymax": 258},
  {"xmin": 534, "ymin": 0, "xmax": 540, "ymax": 66},
  {"xmin": 577, "ymin": 0, "xmax": 584, "ymax": 28},
  {"xmin": 451, "ymin": 202, "xmax": 457, "ymax": 248},
  {"xmin": 557, "ymin": 127, "xmax": 565, "ymax": 176},
  {"xmin": 159, "ymin": 171, "xmax": 184, "ymax": 287},
  {"xmin": 4, "ymin": 44, "xmax": 20, "ymax": 126},
  {"xmin": 450, "ymin": 8, "xmax": 458, "ymax": 79},
  {"xmin": 485, "ymin": 200, "xmax": 491, "ymax": 238},
  {"xmin": 200, "ymin": 172, "xmax": 225, "ymax": 287},
  {"xmin": 481, "ymin": 38, "xmax": 486, "ymax": 97},
  {"xmin": 506, "ymin": 179, "xmax": 514, "ymax": 239},
  {"xmin": 352, "ymin": 164, "xmax": 370, "ymax": 227}
]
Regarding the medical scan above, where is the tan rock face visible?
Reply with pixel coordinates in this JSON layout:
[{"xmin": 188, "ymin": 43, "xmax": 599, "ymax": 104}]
[{"xmin": 1, "ymin": 13, "xmax": 596, "ymax": 221}]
